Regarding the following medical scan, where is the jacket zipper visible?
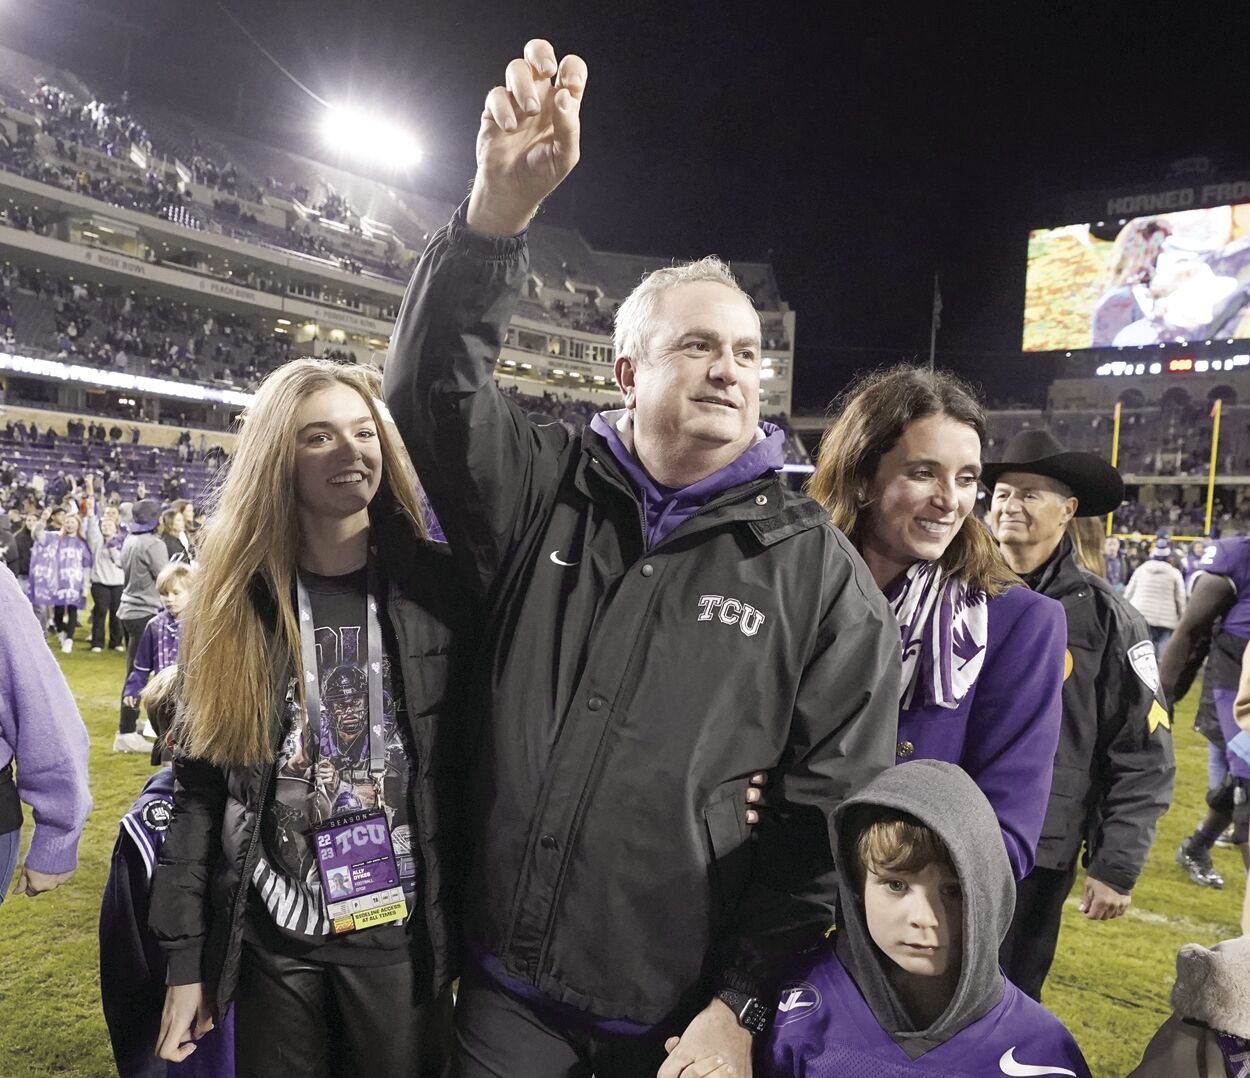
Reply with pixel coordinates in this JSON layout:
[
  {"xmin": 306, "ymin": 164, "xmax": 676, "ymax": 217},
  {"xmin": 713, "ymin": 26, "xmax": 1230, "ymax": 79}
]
[{"xmin": 525, "ymin": 468, "xmax": 778, "ymax": 979}]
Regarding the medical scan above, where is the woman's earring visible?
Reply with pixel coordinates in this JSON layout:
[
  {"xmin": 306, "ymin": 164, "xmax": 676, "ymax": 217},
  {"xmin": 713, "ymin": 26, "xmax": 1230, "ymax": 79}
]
[{"xmin": 856, "ymin": 489, "xmax": 870, "ymax": 508}]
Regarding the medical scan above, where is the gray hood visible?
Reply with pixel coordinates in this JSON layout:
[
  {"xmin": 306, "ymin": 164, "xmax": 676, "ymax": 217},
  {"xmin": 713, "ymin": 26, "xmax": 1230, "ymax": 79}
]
[{"xmin": 833, "ymin": 759, "xmax": 1013, "ymax": 1059}]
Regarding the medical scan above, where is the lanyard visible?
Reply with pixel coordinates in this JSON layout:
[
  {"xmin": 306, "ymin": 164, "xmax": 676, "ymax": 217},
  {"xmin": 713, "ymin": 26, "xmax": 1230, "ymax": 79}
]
[{"xmin": 295, "ymin": 566, "xmax": 386, "ymax": 777}]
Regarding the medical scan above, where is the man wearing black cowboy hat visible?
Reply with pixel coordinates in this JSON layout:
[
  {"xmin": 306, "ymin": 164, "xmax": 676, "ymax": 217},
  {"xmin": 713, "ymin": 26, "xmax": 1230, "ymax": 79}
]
[{"xmin": 983, "ymin": 429, "xmax": 1175, "ymax": 1000}]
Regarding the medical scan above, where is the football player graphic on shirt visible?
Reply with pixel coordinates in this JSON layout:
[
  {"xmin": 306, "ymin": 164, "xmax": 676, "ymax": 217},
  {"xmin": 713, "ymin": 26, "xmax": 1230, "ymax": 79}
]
[
  {"xmin": 319, "ymin": 662, "xmax": 382, "ymax": 811},
  {"xmin": 253, "ymin": 611, "xmax": 415, "ymax": 939}
]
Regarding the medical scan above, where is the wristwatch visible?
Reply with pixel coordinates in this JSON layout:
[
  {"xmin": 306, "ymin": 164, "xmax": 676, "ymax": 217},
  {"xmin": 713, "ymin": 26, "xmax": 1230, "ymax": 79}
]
[{"xmin": 716, "ymin": 987, "xmax": 770, "ymax": 1036}]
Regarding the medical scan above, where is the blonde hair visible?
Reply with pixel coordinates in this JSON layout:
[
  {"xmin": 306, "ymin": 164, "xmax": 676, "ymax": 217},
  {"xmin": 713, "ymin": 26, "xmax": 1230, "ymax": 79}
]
[
  {"xmin": 156, "ymin": 561, "xmax": 194, "ymax": 595},
  {"xmin": 1068, "ymin": 517, "xmax": 1108, "ymax": 578},
  {"xmin": 140, "ymin": 664, "xmax": 180, "ymax": 725},
  {"xmin": 808, "ymin": 365, "xmax": 1018, "ymax": 598},
  {"xmin": 177, "ymin": 359, "xmax": 427, "ymax": 767},
  {"xmin": 852, "ymin": 810, "xmax": 953, "ymax": 889}
]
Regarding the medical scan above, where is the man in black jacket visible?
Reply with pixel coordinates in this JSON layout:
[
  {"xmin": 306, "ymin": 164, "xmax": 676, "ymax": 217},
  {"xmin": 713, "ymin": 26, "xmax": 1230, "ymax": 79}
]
[
  {"xmin": 383, "ymin": 38, "xmax": 901, "ymax": 1078},
  {"xmin": 984, "ymin": 430, "xmax": 1174, "ymax": 1000}
]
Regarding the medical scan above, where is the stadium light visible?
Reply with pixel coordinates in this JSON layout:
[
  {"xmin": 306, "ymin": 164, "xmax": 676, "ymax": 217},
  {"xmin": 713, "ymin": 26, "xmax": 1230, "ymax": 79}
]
[{"xmin": 321, "ymin": 107, "xmax": 422, "ymax": 168}]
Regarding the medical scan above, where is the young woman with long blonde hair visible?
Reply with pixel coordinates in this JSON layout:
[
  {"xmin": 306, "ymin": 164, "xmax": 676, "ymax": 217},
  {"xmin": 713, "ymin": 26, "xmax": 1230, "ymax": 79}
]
[
  {"xmin": 808, "ymin": 365, "xmax": 1067, "ymax": 880},
  {"xmin": 150, "ymin": 358, "xmax": 473, "ymax": 1077}
]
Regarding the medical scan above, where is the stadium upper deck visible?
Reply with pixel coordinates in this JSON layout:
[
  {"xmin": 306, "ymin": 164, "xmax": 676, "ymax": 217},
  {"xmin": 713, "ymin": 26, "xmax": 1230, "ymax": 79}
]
[{"xmin": 0, "ymin": 43, "xmax": 797, "ymax": 428}]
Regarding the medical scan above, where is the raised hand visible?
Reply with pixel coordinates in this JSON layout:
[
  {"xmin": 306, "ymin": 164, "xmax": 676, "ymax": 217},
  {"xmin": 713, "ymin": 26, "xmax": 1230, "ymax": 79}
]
[{"xmin": 467, "ymin": 38, "xmax": 588, "ymax": 237}]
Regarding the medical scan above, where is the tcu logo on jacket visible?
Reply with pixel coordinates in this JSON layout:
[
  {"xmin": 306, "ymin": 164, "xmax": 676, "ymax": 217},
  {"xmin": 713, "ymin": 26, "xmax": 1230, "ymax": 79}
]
[{"xmin": 697, "ymin": 594, "xmax": 767, "ymax": 637}]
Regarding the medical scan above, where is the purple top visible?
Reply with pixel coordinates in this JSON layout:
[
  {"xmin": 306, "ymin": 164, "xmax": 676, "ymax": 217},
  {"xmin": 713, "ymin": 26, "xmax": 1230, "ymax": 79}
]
[
  {"xmin": 897, "ymin": 584, "xmax": 1066, "ymax": 879},
  {"xmin": 27, "ymin": 532, "xmax": 94, "ymax": 609},
  {"xmin": 589, "ymin": 410, "xmax": 787, "ymax": 549},
  {"xmin": 764, "ymin": 950, "xmax": 1090, "ymax": 1077},
  {"xmin": 100, "ymin": 767, "xmax": 235, "ymax": 1077},
  {"xmin": 0, "ymin": 565, "xmax": 92, "ymax": 872},
  {"xmin": 1211, "ymin": 689, "xmax": 1250, "ymax": 781},
  {"xmin": 122, "ymin": 609, "xmax": 181, "ymax": 700},
  {"xmin": 1193, "ymin": 538, "xmax": 1250, "ymax": 639}
]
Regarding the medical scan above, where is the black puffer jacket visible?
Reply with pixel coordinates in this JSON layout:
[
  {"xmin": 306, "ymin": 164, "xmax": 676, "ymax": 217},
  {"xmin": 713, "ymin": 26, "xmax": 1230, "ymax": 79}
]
[{"xmin": 149, "ymin": 511, "xmax": 475, "ymax": 1015}]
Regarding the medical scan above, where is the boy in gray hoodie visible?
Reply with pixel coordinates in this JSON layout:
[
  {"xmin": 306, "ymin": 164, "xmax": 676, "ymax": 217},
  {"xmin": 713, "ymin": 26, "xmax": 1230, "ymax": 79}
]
[{"xmin": 765, "ymin": 760, "xmax": 1089, "ymax": 1076}]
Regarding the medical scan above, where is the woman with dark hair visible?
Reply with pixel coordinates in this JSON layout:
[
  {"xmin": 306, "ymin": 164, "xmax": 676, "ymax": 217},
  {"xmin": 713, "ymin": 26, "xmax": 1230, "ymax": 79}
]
[
  {"xmin": 158, "ymin": 505, "xmax": 191, "ymax": 564},
  {"xmin": 808, "ymin": 365, "xmax": 1067, "ymax": 878}
]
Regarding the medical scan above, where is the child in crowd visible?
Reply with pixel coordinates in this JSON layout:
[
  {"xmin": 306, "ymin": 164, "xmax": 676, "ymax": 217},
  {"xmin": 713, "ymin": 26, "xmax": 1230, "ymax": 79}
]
[
  {"xmin": 121, "ymin": 563, "xmax": 193, "ymax": 734},
  {"xmin": 765, "ymin": 760, "xmax": 1089, "ymax": 1076},
  {"xmin": 99, "ymin": 667, "xmax": 233, "ymax": 1076}
]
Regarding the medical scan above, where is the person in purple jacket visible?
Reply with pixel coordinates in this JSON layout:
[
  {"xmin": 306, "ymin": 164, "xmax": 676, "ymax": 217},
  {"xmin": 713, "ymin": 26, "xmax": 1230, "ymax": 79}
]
[
  {"xmin": 764, "ymin": 760, "xmax": 1090, "ymax": 1077},
  {"xmin": 0, "ymin": 562, "xmax": 92, "ymax": 906},
  {"xmin": 29, "ymin": 508, "xmax": 94, "ymax": 653},
  {"xmin": 1167, "ymin": 535, "xmax": 1250, "ymax": 891},
  {"xmin": 100, "ymin": 667, "xmax": 233, "ymax": 1077},
  {"xmin": 808, "ymin": 365, "xmax": 1067, "ymax": 880}
]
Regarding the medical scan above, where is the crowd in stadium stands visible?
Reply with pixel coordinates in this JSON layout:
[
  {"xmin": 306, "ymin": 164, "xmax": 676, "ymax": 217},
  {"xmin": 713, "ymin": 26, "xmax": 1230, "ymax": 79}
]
[
  {"xmin": 0, "ymin": 419, "xmax": 219, "ymax": 512},
  {"xmin": 31, "ymin": 81, "xmax": 153, "ymax": 161},
  {"xmin": 0, "ymin": 121, "xmax": 207, "ymax": 231},
  {"xmin": 1, "ymin": 77, "xmax": 805, "ymax": 339},
  {"xmin": 187, "ymin": 138, "xmax": 263, "ymax": 204},
  {"xmin": 0, "ymin": 291, "xmax": 15, "ymax": 346},
  {"xmin": 1112, "ymin": 497, "xmax": 1250, "ymax": 538},
  {"xmin": 516, "ymin": 296, "xmax": 611, "ymax": 333},
  {"xmin": 0, "ymin": 80, "xmax": 412, "ymax": 283},
  {"xmin": 0, "ymin": 263, "xmax": 297, "ymax": 386},
  {"xmin": 985, "ymin": 402, "xmax": 1250, "ymax": 481}
]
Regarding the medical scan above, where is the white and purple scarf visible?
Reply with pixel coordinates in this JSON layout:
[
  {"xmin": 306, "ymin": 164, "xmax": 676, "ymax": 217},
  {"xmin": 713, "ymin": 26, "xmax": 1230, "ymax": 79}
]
[{"xmin": 887, "ymin": 560, "xmax": 989, "ymax": 710}]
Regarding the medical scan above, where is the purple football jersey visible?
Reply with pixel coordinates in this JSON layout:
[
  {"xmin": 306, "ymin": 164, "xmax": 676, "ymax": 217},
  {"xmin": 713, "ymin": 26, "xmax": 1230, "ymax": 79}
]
[
  {"xmin": 765, "ymin": 953, "xmax": 1090, "ymax": 1077},
  {"xmin": 1195, "ymin": 537, "xmax": 1250, "ymax": 639}
]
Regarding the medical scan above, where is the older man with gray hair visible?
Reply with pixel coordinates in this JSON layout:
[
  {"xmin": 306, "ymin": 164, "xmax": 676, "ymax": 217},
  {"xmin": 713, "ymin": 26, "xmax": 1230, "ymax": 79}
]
[{"xmin": 384, "ymin": 39, "xmax": 900, "ymax": 1078}]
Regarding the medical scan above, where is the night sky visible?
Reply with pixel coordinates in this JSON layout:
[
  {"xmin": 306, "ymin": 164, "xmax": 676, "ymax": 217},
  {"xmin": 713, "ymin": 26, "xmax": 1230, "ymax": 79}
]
[{"xmin": 7, "ymin": 0, "xmax": 1250, "ymax": 410}]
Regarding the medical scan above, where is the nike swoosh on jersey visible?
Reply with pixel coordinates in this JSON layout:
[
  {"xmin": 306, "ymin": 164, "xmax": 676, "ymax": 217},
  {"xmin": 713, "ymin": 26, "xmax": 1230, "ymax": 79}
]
[
  {"xmin": 549, "ymin": 551, "xmax": 579, "ymax": 567},
  {"xmin": 999, "ymin": 1047, "xmax": 1077, "ymax": 1077}
]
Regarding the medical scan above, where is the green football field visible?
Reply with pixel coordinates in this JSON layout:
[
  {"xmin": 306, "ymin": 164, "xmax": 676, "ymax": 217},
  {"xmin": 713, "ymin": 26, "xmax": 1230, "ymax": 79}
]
[{"xmin": 0, "ymin": 648, "xmax": 1245, "ymax": 1077}]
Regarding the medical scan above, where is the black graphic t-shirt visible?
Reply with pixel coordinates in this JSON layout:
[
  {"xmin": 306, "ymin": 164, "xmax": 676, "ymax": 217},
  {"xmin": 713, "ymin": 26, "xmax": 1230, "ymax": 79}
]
[{"xmin": 247, "ymin": 567, "xmax": 420, "ymax": 963}]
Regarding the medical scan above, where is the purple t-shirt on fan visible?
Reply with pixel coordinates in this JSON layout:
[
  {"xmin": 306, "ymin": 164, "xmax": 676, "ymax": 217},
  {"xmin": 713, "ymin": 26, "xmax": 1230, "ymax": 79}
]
[{"xmin": 766, "ymin": 952, "xmax": 1090, "ymax": 1077}]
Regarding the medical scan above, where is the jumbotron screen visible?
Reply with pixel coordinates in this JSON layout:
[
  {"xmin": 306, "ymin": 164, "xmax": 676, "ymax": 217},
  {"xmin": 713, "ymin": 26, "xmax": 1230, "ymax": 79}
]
[{"xmin": 1023, "ymin": 203, "xmax": 1250, "ymax": 352}]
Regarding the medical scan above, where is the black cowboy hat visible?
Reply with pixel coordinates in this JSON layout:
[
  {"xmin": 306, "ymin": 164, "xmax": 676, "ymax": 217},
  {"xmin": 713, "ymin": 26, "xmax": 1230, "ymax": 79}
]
[{"xmin": 981, "ymin": 429, "xmax": 1125, "ymax": 517}]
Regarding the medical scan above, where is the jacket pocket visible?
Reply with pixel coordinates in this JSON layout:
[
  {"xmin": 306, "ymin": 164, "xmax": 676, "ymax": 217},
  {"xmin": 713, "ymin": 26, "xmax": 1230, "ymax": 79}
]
[
  {"xmin": 1039, "ymin": 763, "xmax": 1090, "ymax": 843},
  {"xmin": 403, "ymin": 650, "xmax": 452, "ymax": 718},
  {"xmin": 704, "ymin": 790, "xmax": 750, "ymax": 923}
]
